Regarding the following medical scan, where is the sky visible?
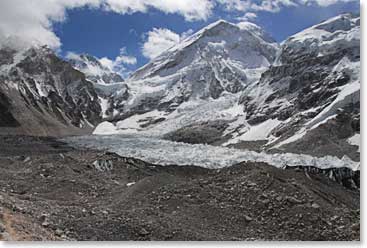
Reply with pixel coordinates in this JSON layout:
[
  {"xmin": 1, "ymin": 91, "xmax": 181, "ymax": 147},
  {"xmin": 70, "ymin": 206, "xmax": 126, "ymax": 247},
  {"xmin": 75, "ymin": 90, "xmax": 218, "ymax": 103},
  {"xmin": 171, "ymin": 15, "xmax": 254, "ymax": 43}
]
[{"xmin": 0, "ymin": 0, "xmax": 360, "ymax": 77}]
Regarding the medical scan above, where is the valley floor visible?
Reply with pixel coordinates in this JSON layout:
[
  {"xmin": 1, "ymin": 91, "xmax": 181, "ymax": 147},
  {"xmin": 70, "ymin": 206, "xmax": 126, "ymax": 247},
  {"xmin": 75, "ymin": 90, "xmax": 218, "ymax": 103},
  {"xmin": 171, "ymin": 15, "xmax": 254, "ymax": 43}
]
[{"xmin": 0, "ymin": 135, "xmax": 360, "ymax": 241}]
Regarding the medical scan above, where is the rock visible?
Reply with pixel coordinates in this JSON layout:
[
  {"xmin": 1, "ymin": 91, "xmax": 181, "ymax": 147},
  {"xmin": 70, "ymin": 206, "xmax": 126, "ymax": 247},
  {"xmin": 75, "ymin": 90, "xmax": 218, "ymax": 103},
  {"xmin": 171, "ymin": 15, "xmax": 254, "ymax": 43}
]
[
  {"xmin": 0, "ymin": 231, "xmax": 12, "ymax": 241},
  {"xmin": 276, "ymin": 196, "xmax": 283, "ymax": 202},
  {"xmin": 126, "ymin": 182, "xmax": 136, "ymax": 187},
  {"xmin": 93, "ymin": 159, "xmax": 113, "ymax": 172},
  {"xmin": 311, "ymin": 203, "xmax": 320, "ymax": 209},
  {"xmin": 351, "ymin": 223, "xmax": 360, "ymax": 232},
  {"xmin": 247, "ymin": 182, "xmax": 257, "ymax": 187},
  {"xmin": 23, "ymin": 157, "xmax": 31, "ymax": 163},
  {"xmin": 0, "ymin": 222, "xmax": 5, "ymax": 232},
  {"xmin": 286, "ymin": 196, "xmax": 303, "ymax": 204},
  {"xmin": 55, "ymin": 228, "xmax": 64, "ymax": 236},
  {"xmin": 257, "ymin": 194, "xmax": 270, "ymax": 204},
  {"xmin": 139, "ymin": 228, "xmax": 150, "ymax": 236},
  {"xmin": 244, "ymin": 215, "xmax": 253, "ymax": 222},
  {"xmin": 41, "ymin": 221, "xmax": 49, "ymax": 227}
]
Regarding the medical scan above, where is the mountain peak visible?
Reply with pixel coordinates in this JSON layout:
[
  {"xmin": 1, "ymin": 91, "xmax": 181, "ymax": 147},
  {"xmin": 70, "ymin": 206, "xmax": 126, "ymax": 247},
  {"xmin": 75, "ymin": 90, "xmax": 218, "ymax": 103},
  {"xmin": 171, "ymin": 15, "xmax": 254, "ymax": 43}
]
[
  {"xmin": 130, "ymin": 18, "xmax": 278, "ymax": 81},
  {"xmin": 68, "ymin": 53, "xmax": 124, "ymax": 85},
  {"xmin": 205, "ymin": 19, "xmax": 234, "ymax": 29}
]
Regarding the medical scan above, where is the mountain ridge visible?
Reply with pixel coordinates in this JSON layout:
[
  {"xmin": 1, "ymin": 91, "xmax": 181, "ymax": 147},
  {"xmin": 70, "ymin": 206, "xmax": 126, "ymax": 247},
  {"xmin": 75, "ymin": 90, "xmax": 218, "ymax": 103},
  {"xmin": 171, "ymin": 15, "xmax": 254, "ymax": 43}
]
[{"xmin": 0, "ymin": 14, "xmax": 361, "ymax": 161}]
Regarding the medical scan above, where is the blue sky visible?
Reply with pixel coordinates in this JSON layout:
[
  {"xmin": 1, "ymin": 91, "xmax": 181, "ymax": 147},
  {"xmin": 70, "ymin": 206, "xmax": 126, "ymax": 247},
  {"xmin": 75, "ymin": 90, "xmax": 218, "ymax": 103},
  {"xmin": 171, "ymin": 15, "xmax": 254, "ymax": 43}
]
[
  {"xmin": 54, "ymin": 1, "xmax": 359, "ymax": 72},
  {"xmin": 0, "ymin": 0, "xmax": 359, "ymax": 76}
]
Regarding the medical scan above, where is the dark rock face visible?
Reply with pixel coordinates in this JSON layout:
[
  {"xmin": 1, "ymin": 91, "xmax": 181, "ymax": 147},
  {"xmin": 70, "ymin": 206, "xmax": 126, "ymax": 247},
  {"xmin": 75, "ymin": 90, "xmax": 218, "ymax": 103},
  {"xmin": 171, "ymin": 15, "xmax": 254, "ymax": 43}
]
[
  {"xmin": 241, "ymin": 47, "xmax": 359, "ymax": 125},
  {"xmin": 68, "ymin": 53, "xmax": 131, "ymax": 120},
  {"xmin": 164, "ymin": 120, "xmax": 229, "ymax": 145},
  {"xmin": 0, "ymin": 46, "xmax": 102, "ymax": 136},
  {"xmin": 0, "ymin": 91, "xmax": 19, "ymax": 127},
  {"xmin": 286, "ymin": 166, "xmax": 359, "ymax": 190},
  {"xmin": 0, "ymin": 47, "xmax": 16, "ymax": 66},
  {"xmin": 272, "ymin": 106, "xmax": 360, "ymax": 161}
]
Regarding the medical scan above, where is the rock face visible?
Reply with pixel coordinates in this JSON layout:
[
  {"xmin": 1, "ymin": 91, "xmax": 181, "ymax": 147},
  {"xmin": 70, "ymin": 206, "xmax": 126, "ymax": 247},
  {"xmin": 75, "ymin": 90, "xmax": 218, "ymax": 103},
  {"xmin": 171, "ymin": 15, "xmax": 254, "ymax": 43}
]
[
  {"xmin": 237, "ymin": 13, "xmax": 360, "ymax": 156},
  {"xmin": 0, "ymin": 46, "xmax": 101, "ymax": 136},
  {"xmin": 286, "ymin": 166, "xmax": 360, "ymax": 190},
  {"xmin": 68, "ymin": 53, "xmax": 130, "ymax": 120}
]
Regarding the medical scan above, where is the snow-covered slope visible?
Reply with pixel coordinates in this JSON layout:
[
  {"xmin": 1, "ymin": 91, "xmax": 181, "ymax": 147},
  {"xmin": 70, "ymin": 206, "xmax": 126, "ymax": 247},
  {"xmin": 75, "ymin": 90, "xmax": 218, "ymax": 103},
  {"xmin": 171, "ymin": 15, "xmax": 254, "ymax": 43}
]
[
  {"xmin": 95, "ymin": 20, "xmax": 279, "ymax": 133},
  {"xmin": 68, "ymin": 53, "xmax": 124, "ymax": 85},
  {"xmin": 68, "ymin": 53, "xmax": 130, "ymax": 119},
  {"xmin": 276, "ymin": 13, "xmax": 360, "ymax": 64},
  {"xmin": 230, "ymin": 13, "xmax": 360, "ymax": 159}
]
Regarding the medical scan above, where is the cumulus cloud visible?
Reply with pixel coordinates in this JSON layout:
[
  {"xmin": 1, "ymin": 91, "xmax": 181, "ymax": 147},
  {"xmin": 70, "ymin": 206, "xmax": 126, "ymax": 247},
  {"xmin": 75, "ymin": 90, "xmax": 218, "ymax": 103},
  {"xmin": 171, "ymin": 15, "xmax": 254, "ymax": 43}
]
[
  {"xmin": 103, "ymin": 0, "xmax": 213, "ymax": 21},
  {"xmin": 142, "ymin": 28, "xmax": 181, "ymax": 60},
  {"xmin": 218, "ymin": 0, "xmax": 297, "ymax": 13},
  {"xmin": 99, "ymin": 47, "xmax": 137, "ymax": 74},
  {"xmin": 141, "ymin": 28, "xmax": 198, "ymax": 60},
  {"xmin": 236, "ymin": 12, "xmax": 258, "ymax": 21},
  {"xmin": 67, "ymin": 47, "xmax": 136, "ymax": 76},
  {"xmin": 0, "ymin": 0, "xmax": 358, "ymax": 51},
  {"xmin": 0, "ymin": 0, "xmax": 100, "ymax": 50},
  {"xmin": 302, "ymin": 0, "xmax": 357, "ymax": 6},
  {"xmin": 0, "ymin": 0, "xmax": 213, "ymax": 51},
  {"xmin": 217, "ymin": 0, "xmax": 358, "ymax": 13}
]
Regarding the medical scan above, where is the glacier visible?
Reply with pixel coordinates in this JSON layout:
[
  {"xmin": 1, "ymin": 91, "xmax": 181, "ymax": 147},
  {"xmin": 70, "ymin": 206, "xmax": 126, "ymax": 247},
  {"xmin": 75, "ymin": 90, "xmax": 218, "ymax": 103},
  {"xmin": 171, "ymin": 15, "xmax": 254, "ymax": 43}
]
[
  {"xmin": 87, "ymin": 13, "xmax": 360, "ymax": 169},
  {"xmin": 65, "ymin": 134, "xmax": 359, "ymax": 171}
]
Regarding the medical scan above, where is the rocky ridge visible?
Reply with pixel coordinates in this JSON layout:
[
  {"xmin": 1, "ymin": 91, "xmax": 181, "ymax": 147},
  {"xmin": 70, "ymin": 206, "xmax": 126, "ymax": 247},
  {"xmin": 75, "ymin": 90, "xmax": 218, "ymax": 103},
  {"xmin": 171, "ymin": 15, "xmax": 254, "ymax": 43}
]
[{"xmin": 0, "ymin": 46, "xmax": 102, "ymax": 136}]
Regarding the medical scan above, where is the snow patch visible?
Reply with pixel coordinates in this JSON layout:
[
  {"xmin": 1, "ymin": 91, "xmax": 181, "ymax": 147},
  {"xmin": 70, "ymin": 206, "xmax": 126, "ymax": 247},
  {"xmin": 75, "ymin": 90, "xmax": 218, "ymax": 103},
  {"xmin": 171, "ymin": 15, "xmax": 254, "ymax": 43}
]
[
  {"xmin": 348, "ymin": 134, "xmax": 360, "ymax": 152},
  {"xmin": 99, "ymin": 97, "xmax": 109, "ymax": 118},
  {"xmin": 93, "ymin": 122, "xmax": 118, "ymax": 135},
  {"xmin": 224, "ymin": 119, "xmax": 281, "ymax": 146}
]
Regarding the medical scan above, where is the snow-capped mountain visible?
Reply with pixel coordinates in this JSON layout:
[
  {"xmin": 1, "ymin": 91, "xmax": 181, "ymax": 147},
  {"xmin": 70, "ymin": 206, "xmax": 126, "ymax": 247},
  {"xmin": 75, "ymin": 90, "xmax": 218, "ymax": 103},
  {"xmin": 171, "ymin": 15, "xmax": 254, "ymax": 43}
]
[
  {"xmin": 0, "ymin": 46, "xmax": 101, "ymax": 136},
  {"xmin": 129, "ymin": 20, "xmax": 278, "ymax": 100},
  {"xmin": 0, "ymin": 13, "xmax": 360, "ymax": 160},
  {"xmin": 68, "ymin": 53, "xmax": 124, "ymax": 85},
  {"xmin": 95, "ymin": 14, "xmax": 360, "ymax": 161},
  {"xmin": 68, "ymin": 53, "xmax": 130, "ymax": 119},
  {"xmin": 95, "ymin": 20, "xmax": 279, "ymax": 133},
  {"xmin": 233, "ymin": 13, "xmax": 360, "ymax": 159}
]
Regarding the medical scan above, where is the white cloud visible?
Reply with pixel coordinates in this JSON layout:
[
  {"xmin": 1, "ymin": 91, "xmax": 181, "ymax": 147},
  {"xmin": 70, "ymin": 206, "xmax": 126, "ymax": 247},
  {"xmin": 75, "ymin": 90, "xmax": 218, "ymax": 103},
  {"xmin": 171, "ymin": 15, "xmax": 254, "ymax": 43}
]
[
  {"xmin": 302, "ymin": 0, "xmax": 357, "ymax": 6},
  {"xmin": 115, "ymin": 47, "xmax": 137, "ymax": 65},
  {"xmin": 0, "ymin": 0, "xmax": 358, "ymax": 51},
  {"xmin": 0, "ymin": 0, "xmax": 213, "ymax": 51},
  {"xmin": 181, "ymin": 29, "xmax": 195, "ymax": 40},
  {"xmin": 237, "ymin": 12, "xmax": 257, "ymax": 21},
  {"xmin": 142, "ymin": 28, "xmax": 197, "ymax": 60},
  {"xmin": 67, "ymin": 47, "xmax": 136, "ymax": 76},
  {"xmin": 99, "ymin": 47, "xmax": 137, "ymax": 74},
  {"xmin": 103, "ymin": 0, "xmax": 213, "ymax": 21},
  {"xmin": 217, "ymin": 0, "xmax": 298, "ymax": 13},
  {"xmin": 0, "ymin": 0, "xmax": 101, "ymax": 50},
  {"xmin": 142, "ymin": 28, "xmax": 181, "ymax": 60},
  {"xmin": 217, "ymin": 0, "xmax": 358, "ymax": 13}
]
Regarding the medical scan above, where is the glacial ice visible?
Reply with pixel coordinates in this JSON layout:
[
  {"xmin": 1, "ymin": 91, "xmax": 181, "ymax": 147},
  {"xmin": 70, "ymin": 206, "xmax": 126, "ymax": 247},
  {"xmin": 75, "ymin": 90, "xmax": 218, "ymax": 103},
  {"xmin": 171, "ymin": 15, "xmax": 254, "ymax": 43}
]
[{"xmin": 65, "ymin": 134, "xmax": 360, "ymax": 171}]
